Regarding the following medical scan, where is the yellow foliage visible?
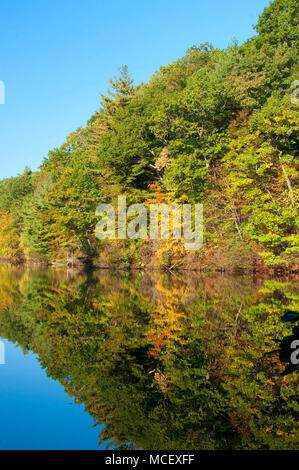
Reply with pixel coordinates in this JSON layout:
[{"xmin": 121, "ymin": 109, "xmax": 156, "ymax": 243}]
[{"xmin": 0, "ymin": 211, "xmax": 22, "ymax": 259}]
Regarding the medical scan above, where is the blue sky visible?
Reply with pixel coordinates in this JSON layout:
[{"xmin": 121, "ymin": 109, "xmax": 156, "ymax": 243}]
[{"xmin": 0, "ymin": 0, "xmax": 270, "ymax": 180}]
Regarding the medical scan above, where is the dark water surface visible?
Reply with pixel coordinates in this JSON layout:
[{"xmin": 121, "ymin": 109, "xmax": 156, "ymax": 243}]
[{"xmin": 0, "ymin": 264, "xmax": 298, "ymax": 450}]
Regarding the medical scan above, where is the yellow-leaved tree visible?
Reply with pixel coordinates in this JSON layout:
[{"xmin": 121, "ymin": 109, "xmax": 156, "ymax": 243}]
[{"xmin": 0, "ymin": 211, "xmax": 22, "ymax": 260}]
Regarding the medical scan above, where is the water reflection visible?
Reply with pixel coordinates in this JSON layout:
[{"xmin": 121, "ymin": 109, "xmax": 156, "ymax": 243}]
[{"xmin": 0, "ymin": 264, "xmax": 298, "ymax": 450}]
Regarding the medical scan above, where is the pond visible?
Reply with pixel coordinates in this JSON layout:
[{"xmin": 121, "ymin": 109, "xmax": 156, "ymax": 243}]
[{"xmin": 0, "ymin": 264, "xmax": 298, "ymax": 450}]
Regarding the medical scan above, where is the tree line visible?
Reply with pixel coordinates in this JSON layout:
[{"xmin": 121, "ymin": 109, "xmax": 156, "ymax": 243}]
[{"xmin": 0, "ymin": 0, "xmax": 298, "ymax": 270}]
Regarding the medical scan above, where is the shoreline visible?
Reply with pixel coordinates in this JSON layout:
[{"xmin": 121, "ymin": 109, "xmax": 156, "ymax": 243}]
[{"xmin": 1, "ymin": 257, "xmax": 298, "ymax": 277}]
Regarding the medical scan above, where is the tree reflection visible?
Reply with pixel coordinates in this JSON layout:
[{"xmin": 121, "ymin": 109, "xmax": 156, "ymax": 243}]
[{"xmin": 0, "ymin": 266, "xmax": 298, "ymax": 449}]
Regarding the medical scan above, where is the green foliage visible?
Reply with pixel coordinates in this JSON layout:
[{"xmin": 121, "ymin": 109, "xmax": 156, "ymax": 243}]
[
  {"xmin": 20, "ymin": 175, "xmax": 54, "ymax": 260},
  {"xmin": 44, "ymin": 149, "xmax": 103, "ymax": 259},
  {"xmin": 0, "ymin": 0, "xmax": 297, "ymax": 268},
  {"xmin": 0, "ymin": 167, "xmax": 34, "ymax": 213},
  {"xmin": 224, "ymin": 95, "xmax": 298, "ymax": 264},
  {"xmin": 254, "ymin": 0, "xmax": 298, "ymax": 45}
]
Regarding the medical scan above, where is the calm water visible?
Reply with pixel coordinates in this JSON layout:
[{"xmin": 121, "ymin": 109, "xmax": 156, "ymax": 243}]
[{"xmin": 0, "ymin": 264, "xmax": 298, "ymax": 450}]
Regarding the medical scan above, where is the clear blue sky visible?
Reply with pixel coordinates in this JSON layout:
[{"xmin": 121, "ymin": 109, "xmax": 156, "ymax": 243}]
[{"xmin": 0, "ymin": 0, "xmax": 270, "ymax": 180}]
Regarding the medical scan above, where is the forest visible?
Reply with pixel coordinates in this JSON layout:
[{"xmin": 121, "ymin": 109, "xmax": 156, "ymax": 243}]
[{"xmin": 0, "ymin": 0, "xmax": 298, "ymax": 272}]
